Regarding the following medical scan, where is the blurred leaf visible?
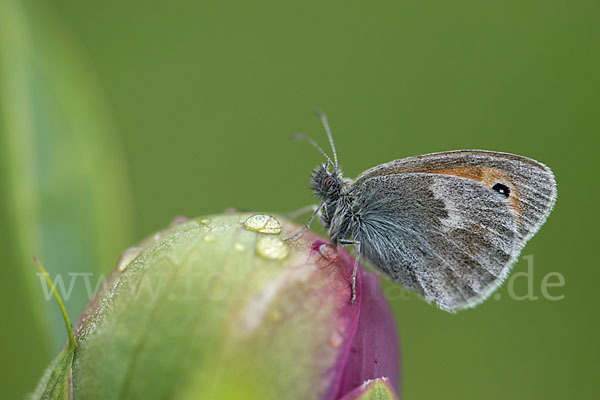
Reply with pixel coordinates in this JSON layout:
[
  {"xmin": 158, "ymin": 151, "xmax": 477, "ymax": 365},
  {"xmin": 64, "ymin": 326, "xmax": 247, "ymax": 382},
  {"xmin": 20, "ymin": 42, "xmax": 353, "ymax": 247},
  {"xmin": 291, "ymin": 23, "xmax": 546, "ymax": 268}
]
[{"xmin": 0, "ymin": 0, "xmax": 133, "ymax": 351}]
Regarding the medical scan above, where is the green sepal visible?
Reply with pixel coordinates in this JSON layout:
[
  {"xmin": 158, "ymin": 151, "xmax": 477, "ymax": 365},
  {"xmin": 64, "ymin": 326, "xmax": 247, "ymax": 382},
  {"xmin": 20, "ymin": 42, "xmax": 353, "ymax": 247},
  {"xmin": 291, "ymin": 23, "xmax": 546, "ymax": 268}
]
[
  {"xmin": 28, "ymin": 346, "xmax": 74, "ymax": 400},
  {"xmin": 338, "ymin": 378, "xmax": 399, "ymax": 400},
  {"xmin": 29, "ymin": 258, "xmax": 75, "ymax": 399}
]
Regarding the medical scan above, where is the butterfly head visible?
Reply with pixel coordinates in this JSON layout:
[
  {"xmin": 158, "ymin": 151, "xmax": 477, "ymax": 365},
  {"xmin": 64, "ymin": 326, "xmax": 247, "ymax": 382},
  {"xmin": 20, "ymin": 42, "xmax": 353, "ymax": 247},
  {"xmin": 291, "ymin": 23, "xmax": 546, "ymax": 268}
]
[{"xmin": 310, "ymin": 163, "xmax": 344, "ymax": 200}]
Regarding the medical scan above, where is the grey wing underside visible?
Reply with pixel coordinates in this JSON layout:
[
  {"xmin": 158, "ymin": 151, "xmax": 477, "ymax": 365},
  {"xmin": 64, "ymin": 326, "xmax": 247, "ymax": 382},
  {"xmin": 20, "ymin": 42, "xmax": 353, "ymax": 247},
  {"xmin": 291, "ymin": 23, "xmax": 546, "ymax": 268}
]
[
  {"xmin": 354, "ymin": 150, "xmax": 557, "ymax": 243},
  {"xmin": 352, "ymin": 172, "xmax": 545, "ymax": 312}
]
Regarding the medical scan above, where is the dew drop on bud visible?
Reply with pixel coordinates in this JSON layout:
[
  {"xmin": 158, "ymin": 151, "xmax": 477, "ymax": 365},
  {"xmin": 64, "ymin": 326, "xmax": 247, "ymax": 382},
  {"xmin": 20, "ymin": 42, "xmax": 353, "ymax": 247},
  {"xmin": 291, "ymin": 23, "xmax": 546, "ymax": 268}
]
[
  {"xmin": 268, "ymin": 309, "xmax": 282, "ymax": 322},
  {"xmin": 198, "ymin": 218, "xmax": 211, "ymax": 226},
  {"xmin": 329, "ymin": 329, "xmax": 344, "ymax": 348},
  {"xmin": 170, "ymin": 215, "xmax": 188, "ymax": 226},
  {"xmin": 243, "ymin": 214, "xmax": 282, "ymax": 234},
  {"xmin": 203, "ymin": 234, "xmax": 216, "ymax": 243},
  {"xmin": 318, "ymin": 243, "xmax": 339, "ymax": 262},
  {"xmin": 233, "ymin": 243, "xmax": 246, "ymax": 252},
  {"xmin": 255, "ymin": 236, "xmax": 289, "ymax": 260},
  {"xmin": 116, "ymin": 247, "xmax": 142, "ymax": 271}
]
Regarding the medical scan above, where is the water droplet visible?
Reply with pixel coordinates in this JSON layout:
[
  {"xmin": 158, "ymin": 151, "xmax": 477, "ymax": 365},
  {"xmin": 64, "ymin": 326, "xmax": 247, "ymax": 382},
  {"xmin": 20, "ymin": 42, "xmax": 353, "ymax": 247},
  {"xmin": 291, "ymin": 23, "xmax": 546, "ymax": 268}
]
[
  {"xmin": 203, "ymin": 234, "xmax": 216, "ymax": 243},
  {"xmin": 256, "ymin": 236, "xmax": 289, "ymax": 260},
  {"xmin": 318, "ymin": 243, "xmax": 339, "ymax": 262},
  {"xmin": 329, "ymin": 329, "xmax": 344, "ymax": 348},
  {"xmin": 204, "ymin": 273, "xmax": 229, "ymax": 300},
  {"xmin": 493, "ymin": 292, "xmax": 502, "ymax": 300},
  {"xmin": 198, "ymin": 218, "xmax": 211, "ymax": 226},
  {"xmin": 233, "ymin": 243, "xmax": 246, "ymax": 252},
  {"xmin": 268, "ymin": 309, "xmax": 282, "ymax": 322},
  {"xmin": 170, "ymin": 216, "xmax": 188, "ymax": 226},
  {"xmin": 117, "ymin": 247, "xmax": 142, "ymax": 271},
  {"xmin": 243, "ymin": 214, "xmax": 282, "ymax": 234}
]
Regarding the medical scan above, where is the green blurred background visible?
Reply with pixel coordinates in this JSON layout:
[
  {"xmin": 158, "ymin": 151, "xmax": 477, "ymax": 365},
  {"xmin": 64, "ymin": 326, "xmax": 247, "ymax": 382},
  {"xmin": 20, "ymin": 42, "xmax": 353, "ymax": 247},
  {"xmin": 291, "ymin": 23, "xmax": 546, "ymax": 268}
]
[{"xmin": 0, "ymin": 0, "xmax": 598, "ymax": 398}]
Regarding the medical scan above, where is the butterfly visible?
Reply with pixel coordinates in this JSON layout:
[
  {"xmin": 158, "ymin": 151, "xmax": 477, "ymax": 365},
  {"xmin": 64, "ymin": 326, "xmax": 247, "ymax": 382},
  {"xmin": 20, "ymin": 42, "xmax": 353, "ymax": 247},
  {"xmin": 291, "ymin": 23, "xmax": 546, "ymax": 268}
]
[{"xmin": 289, "ymin": 110, "xmax": 557, "ymax": 312}]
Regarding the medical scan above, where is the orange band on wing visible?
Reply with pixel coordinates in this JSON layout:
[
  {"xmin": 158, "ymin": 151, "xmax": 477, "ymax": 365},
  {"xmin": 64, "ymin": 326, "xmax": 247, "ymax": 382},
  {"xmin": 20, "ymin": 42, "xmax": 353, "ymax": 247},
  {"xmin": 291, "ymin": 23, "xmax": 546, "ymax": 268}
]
[{"xmin": 428, "ymin": 167, "xmax": 522, "ymax": 220}]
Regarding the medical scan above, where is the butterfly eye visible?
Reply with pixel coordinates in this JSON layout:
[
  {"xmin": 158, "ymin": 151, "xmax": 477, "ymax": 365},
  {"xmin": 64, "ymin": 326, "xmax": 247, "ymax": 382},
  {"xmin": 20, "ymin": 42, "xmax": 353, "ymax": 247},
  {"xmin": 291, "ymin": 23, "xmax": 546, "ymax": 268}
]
[
  {"xmin": 492, "ymin": 183, "xmax": 510, "ymax": 198},
  {"xmin": 322, "ymin": 176, "xmax": 335, "ymax": 191}
]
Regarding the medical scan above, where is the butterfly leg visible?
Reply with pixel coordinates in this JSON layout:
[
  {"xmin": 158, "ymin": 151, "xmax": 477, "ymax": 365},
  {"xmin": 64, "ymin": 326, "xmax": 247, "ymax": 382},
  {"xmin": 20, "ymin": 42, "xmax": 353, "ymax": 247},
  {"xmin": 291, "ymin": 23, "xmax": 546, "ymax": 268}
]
[
  {"xmin": 338, "ymin": 239, "xmax": 361, "ymax": 304},
  {"xmin": 284, "ymin": 201, "xmax": 325, "ymax": 242}
]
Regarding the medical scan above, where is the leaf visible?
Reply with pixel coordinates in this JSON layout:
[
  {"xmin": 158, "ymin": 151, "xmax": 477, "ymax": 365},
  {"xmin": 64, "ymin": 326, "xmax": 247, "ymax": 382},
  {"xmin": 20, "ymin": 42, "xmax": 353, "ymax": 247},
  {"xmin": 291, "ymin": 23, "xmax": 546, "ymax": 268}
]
[{"xmin": 0, "ymin": 0, "xmax": 133, "ymax": 351}]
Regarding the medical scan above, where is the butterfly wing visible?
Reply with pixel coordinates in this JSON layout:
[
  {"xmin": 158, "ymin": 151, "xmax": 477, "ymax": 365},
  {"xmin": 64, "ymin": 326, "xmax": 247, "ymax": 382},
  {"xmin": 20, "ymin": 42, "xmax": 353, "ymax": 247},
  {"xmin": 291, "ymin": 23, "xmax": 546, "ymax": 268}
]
[
  {"xmin": 354, "ymin": 150, "xmax": 557, "ymax": 243},
  {"xmin": 350, "ymin": 151, "xmax": 556, "ymax": 312}
]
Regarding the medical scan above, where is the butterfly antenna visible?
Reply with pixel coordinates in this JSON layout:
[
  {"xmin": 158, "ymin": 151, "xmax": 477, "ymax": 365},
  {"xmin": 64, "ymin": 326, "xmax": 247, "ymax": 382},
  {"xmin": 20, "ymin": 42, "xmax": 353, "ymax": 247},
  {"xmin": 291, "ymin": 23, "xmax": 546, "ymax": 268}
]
[
  {"xmin": 292, "ymin": 133, "xmax": 333, "ymax": 166},
  {"xmin": 315, "ymin": 108, "xmax": 338, "ymax": 168}
]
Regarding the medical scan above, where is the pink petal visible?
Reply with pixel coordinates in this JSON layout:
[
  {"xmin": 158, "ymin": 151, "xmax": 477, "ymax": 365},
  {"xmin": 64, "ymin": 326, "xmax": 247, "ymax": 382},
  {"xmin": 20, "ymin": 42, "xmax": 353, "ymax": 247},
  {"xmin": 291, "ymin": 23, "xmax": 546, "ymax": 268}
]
[
  {"xmin": 313, "ymin": 240, "xmax": 401, "ymax": 400},
  {"xmin": 336, "ymin": 266, "xmax": 401, "ymax": 398}
]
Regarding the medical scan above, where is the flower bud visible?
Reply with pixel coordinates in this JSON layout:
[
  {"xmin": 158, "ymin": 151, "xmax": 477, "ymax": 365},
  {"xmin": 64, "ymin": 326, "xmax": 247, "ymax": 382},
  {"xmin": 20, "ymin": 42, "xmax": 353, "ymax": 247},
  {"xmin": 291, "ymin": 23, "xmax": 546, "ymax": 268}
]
[{"xmin": 32, "ymin": 213, "xmax": 400, "ymax": 399}]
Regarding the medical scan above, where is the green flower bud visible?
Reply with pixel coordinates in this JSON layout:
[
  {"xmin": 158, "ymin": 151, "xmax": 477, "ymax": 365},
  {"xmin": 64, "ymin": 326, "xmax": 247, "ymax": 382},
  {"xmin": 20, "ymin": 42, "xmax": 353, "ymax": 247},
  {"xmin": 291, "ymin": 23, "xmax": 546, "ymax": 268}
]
[{"xmin": 31, "ymin": 213, "xmax": 400, "ymax": 399}]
